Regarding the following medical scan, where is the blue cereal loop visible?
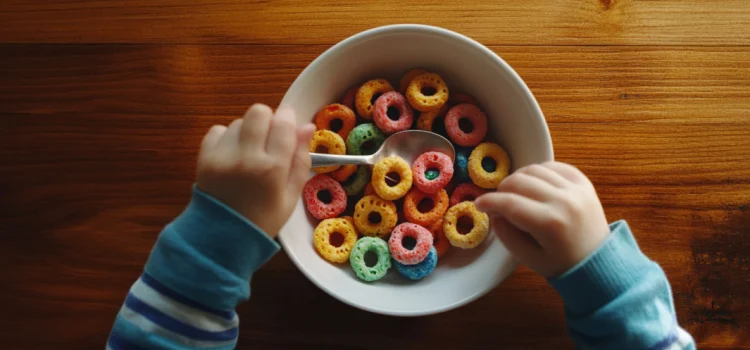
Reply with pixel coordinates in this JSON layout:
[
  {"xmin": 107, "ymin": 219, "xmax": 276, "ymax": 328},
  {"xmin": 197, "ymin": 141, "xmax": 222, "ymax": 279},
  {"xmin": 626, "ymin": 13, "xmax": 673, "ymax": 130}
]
[
  {"xmin": 393, "ymin": 246, "xmax": 438, "ymax": 280},
  {"xmin": 454, "ymin": 146, "xmax": 471, "ymax": 183}
]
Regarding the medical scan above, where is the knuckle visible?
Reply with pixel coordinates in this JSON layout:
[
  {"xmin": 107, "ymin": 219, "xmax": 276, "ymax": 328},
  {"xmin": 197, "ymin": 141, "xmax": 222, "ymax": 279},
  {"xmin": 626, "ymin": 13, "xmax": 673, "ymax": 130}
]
[{"xmin": 543, "ymin": 212, "xmax": 567, "ymax": 233}]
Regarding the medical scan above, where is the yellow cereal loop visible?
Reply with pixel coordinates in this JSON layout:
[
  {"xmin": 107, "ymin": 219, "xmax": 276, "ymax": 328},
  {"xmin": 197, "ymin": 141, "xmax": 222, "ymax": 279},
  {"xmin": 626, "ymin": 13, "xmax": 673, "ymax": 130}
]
[
  {"xmin": 468, "ymin": 142, "xmax": 510, "ymax": 189},
  {"xmin": 372, "ymin": 156, "xmax": 413, "ymax": 200},
  {"xmin": 399, "ymin": 68, "xmax": 427, "ymax": 94},
  {"xmin": 443, "ymin": 201, "xmax": 490, "ymax": 249},
  {"xmin": 353, "ymin": 195, "xmax": 398, "ymax": 237},
  {"xmin": 309, "ymin": 129, "xmax": 346, "ymax": 174},
  {"xmin": 356, "ymin": 79, "xmax": 394, "ymax": 120},
  {"xmin": 406, "ymin": 73, "xmax": 449, "ymax": 112},
  {"xmin": 313, "ymin": 218, "xmax": 358, "ymax": 263}
]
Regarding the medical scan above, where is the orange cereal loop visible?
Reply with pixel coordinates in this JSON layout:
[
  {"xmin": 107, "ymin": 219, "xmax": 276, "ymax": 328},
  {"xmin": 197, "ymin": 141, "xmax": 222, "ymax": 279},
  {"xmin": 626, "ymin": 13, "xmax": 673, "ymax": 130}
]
[
  {"xmin": 406, "ymin": 73, "xmax": 449, "ymax": 112},
  {"xmin": 443, "ymin": 201, "xmax": 490, "ymax": 249},
  {"xmin": 403, "ymin": 188, "xmax": 449, "ymax": 227},
  {"xmin": 309, "ymin": 130, "xmax": 346, "ymax": 174},
  {"xmin": 372, "ymin": 156, "xmax": 413, "ymax": 201},
  {"xmin": 314, "ymin": 103, "xmax": 357, "ymax": 140},
  {"xmin": 416, "ymin": 104, "xmax": 449, "ymax": 132},
  {"xmin": 355, "ymin": 79, "xmax": 394, "ymax": 120},
  {"xmin": 428, "ymin": 218, "xmax": 451, "ymax": 258},
  {"xmin": 313, "ymin": 218, "xmax": 358, "ymax": 263},
  {"xmin": 353, "ymin": 195, "xmax": 398, "ymax": 237},
  {"xmin": 330, "ymin": 164, "xmax": 358, "ymax": 182},
  {"xmin": 364, "ymin": 182, "xmax": 376, "ymax": 196},
  {"xmin": 399, "ymin": 68, "xmax": 428, "ymax": 94}
]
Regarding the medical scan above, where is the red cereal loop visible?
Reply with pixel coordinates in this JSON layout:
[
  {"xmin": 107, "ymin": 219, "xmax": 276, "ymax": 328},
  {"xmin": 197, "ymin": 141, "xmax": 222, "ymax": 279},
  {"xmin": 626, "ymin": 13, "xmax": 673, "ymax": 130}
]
[
  {"xmin": 341, "ymin": 87, "xmax": 358, "ymax": 112},
  {"xmin": 448, "ymin": 93, "xmax": 477, "ymax": 107},
  {"xmin": 428, "ymin": 218, "xmax": 451, "ymax": 258},
  {"xmin": 444, "ymin": 104, "xmax": 488, "ymax": 147},
  {"xmin": 373, "ymin": 91, "xmax": 415, "ymax": 134},
  {"xmin": 355, "ymin": 79, "xmax": 394, "ymax": 120},
  {"xmin": 302, "ymin": 175, "xmax": 347, "ymax": 220},
  {"xmin": 450, "ymin": 182, "xmax": 489, "ymax": 206},
  {"xmin": 388, "ymin": 223, "xmax": 434, "ymax": 265},
  {"xmin": 314, "ymin": 104, "xmax": 357, "ymax": 140},
  {"xmin": 412, "ymin": 151, "xmax": 454, "ymax": 194}
]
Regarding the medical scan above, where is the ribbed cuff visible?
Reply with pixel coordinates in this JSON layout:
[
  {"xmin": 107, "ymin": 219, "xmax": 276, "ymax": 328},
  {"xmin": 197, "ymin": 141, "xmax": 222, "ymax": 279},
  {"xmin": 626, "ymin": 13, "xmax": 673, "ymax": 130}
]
[{"xmin": 548, "ymin": 220, "xmax": 658, "ymax": 315}]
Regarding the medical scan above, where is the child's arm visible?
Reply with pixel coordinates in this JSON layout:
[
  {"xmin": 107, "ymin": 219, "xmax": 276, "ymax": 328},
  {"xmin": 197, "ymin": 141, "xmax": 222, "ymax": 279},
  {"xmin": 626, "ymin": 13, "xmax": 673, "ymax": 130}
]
[
  {"xmin": 476, "ymin": 162, "xmax": 696, "ymax": 350},
  {"xmin": 107, "ymin": 104, "xmax": 315, "ymax": 350}
]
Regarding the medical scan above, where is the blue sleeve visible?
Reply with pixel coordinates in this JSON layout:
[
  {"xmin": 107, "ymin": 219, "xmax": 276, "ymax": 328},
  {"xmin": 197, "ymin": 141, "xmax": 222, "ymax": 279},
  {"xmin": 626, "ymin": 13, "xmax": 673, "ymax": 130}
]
[
  {"xmin": 549, "ymin": 220, "xmax": 696, "ymax": 350},
  {"xmin": 106, "ymin": 186, "xmax": 280, "ymax": 350}
]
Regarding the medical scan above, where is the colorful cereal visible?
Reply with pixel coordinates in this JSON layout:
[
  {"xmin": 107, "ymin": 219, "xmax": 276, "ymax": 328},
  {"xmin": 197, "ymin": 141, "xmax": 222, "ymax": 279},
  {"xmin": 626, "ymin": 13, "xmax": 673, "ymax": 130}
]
[
  {"xmin": 372, "ymin": 156, "xmax": 413, "ymax": 200},
  {"xmin": 303, "ymin": 174, "xmax": 347, "ymax": 220},
  {"xmin": 450, "ymin": 182, "xmax": 489, "ymax": 206},
  {"xmin": 313, "ymin": 218, "xmax": 358, "ymax": 263},
  {"xmin": 353, "ymin": 195, "xmax": 398, "ymax": 237},
  {"xmin": 399, "ymin": 68, "xmax": 427, "ymax": 94},
  {"xmin": 403, "ymin": 188, "xmax": 449, "ymax": 227},
  {"xmin": 341, "ymin": 166, "xmax": 370, "ymax": 196},
  {"xmin": 356, "ymin": 79, "xmax": 394, "ymax": 120},
  {"xmin": 428, "ymin": 218, "xmax": 451, "ymax": 258},
  {"xmin": 309, "ymin": 130, "xmax": 346, "ymax": 173},
  {"xmin": 315, "ymin": 103, "xmax": 356, "ymax": 140},
  {"xmin": 393, "ymin": 247, "xmax": 437, "ymax": 280},
  {"xmin": 388, "ymin": 223, "xmax": 434, "ymax": 265},
  {"xmin": 444, "ymin": 104, "xmax": 488, "ymax": 147},
  {"xmin": 468, "ymin": 142, "xmax": 510, "ymax": 189},
  {"xmin": 350, "ymin": 237, "xmax": 392, "ymax": 282},
  {"xmin": 453, "ymin": 146, "xmax": 472, "ymax": 183},
  {"xmin": 443, "ymin": 201, "xmax": 490, "ymax": 249},
  {"xmin": 412, "ymin": 151, "xmax": 454, "ymax": 194},
  {"xmin": 373, "ymin": 91, "xmax": 415, "ymax": 134},
  {"xmin": 346, "ymin": 123, "xmax": 386, "ymax": 155},
  {"xmin": 405, "ymin": 73, "xmax": 449, "ymax": 112}
]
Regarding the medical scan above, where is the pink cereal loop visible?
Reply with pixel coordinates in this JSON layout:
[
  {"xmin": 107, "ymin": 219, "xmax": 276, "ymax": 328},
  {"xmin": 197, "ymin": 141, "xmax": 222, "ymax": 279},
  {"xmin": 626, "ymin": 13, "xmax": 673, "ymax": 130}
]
[
  {"xmin": 444, "ymin": 104, "xmax": 488, "ymax": 147},
  {"xmin": 372, "ymin": 91, "xmax": 415, "ymax": 134},
  {"xmin": 388, "ymin": 223, "xmax": 434, "ymax": 265}
]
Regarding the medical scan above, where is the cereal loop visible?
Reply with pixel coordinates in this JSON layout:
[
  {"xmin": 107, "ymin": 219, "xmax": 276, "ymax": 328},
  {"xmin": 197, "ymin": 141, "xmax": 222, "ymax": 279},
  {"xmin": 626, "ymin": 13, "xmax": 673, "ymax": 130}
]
[
  {"xmin": 393, "ymin": 247, "xmax": 438, "ymax": 280},
  {"xmin": 313, "ymin": 218, "xmax": 358, "ymax": 263},
  {"xmin": 353, "ymin": 195, "xmax": 398, "ymax": 237},
  {"xmin": 403, "ymin": 188, "xmax": 449, "ymax": 227},
  {"xmin": 303, "ymin": 175, "xmax": 347, "ymax": 220},
  {"xmin": 330, "ymin": 164, "xmax": 358, "ymax": 182},
  {"xmin": 412, "ymin": 151, "xmax": 454, "ymax": 194},
  {"xmin": 350, "ymin": 237, "xmax": 392, "ymax": 282},
  {"xmin": 356, "ymin": 79, "xmax": 394, "ymax": 120},
  {"xmin": 406, "ymin": 73, "xmax": 449, "ymax": 112},
  {"xmin": 341, "ymin": 87, "xmax": 358, "ymax": 112},
  {"xmin": 309, "ymin": 130, "xmax": 346, "ymax": 173},
  {"xmin": 388, "ymin": 223, "xmax": 434, "ymax": 265},
  {"xmin": 372, "ymin": 156, "xmax": 413, "ymax": 200},
  {"xmin": 453, "ymin": 146, "xmax": 472, "ymax": 183},
  {"xmin": 443, "ymin": 201, "xmax": 490, "ymax": 249},
  {"xmin": 373, "ymin": 91, "xmax": 415, "ymax": 134},
  {"xmin": 428, "ymin": 218, "xmax": 451, "ymax": 258},
  {"xmin": 416, "ymin": 104, "xmax": 449, "ymax": 134},
  {"xmin": 342, "ymin": 166, "xmax": 370, "ymax": 196},
  {"xmin": 445, "ymin": 104, "xmax": 488, "ymax": 147},
  {"xmin": 364, "ymin": 182, "xmax": 376, "ymax": 196},
  {"xmin": 399, "ymin": 68, "xmax": 427, "ymax": 94},
  {"xmin": 314, "ymin": 103, "xmax": 356, "ymax": 140},
  {"xmin": 468, "ymin": 142, "xmax": 510, "ymax": 189},
  {"xmin": 448, "ymin": 93, "xmax": 477, "ymax": 107},
  {"xmin": 450, "ymin": 182, "xmax": 489, "ymax": 206},
  {"xmin": 346, "ymin": 123, "xmax": 385, "ymax": 155}
]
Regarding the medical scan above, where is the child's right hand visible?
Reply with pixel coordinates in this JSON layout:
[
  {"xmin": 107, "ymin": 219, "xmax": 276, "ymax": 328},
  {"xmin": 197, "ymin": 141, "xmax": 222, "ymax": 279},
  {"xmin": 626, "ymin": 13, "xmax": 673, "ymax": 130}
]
[
  {"xmin": 475, "ymin": 162, "xmax": 610, "ymax": 277},
  {"xmin": 195, "ymin": 104, "xmax": 316, "ymax": 237}
]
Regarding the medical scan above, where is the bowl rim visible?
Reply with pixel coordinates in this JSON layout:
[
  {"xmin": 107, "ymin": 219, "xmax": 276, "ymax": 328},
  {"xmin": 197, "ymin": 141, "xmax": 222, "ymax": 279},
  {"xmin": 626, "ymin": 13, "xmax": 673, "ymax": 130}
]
[{"xmin": 278, "ymin": 24, "xmax": 552, "ymax": 316}]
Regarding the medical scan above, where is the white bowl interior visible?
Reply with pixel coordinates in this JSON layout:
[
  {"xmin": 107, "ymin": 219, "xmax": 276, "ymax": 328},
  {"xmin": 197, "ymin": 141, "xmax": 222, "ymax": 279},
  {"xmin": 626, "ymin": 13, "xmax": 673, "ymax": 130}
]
[{"xmin": 279, "ymin": 25, "xmax": 553, "ymax": 316}]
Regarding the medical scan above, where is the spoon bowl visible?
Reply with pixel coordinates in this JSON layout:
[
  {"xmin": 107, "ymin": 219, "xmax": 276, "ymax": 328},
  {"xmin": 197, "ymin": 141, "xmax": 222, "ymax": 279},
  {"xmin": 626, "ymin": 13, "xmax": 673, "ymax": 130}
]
[{"xmin": 311, "ymin": 130, "xmax": 455, "ymax": 168}]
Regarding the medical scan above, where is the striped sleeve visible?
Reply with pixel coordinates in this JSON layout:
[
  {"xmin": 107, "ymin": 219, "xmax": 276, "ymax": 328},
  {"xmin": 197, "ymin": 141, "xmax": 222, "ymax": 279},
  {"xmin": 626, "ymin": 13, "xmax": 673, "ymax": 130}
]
[
  {"xmin": 107, "ymin": 186, "xmax": 280, "ymax": 349},
  {"xmin": 549, "ymin": 221, "xmax": 696, "ymax": 350}
]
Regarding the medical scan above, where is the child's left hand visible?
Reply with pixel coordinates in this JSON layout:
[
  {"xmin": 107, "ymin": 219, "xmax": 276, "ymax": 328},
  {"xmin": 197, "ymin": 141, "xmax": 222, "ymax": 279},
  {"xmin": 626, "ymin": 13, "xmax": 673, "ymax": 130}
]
[{"xmin": 195, "ymin": 104, "xmax": 316, "ymax": 237}]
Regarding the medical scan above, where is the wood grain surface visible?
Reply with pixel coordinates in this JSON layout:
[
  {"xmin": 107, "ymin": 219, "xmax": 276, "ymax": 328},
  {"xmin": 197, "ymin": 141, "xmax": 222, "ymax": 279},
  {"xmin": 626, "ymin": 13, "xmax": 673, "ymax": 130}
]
[{"xmin": 1, "ymin": 1, "xmax": 749, "ymax": 349}]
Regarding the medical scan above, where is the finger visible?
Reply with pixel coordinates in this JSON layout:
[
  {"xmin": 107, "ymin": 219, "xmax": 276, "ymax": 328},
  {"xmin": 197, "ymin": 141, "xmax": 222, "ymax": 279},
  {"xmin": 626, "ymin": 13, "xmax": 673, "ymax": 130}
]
[
  {"xmin": 216, "ymin": 119, "xmax": 243, "ymax": 150},
  {"xmin": 239, "ymin": 104, "xmax": 274, "ymax": 150},
  {"xmin": 491, "ymin": 215, "xmax": 543, "ymax": 264},
  {"xmin": 265, "ymin": 107, "xmax": 298, "ymax": 162},
  {"xmin": 201, "ymin": 125, "xmax": 227, "ymax": 153},
  {"xmin": 475, "ymin": 192, "xmax": 554, "ymax": 246},
  {"xmin": 497, "ymin": 172, "xmax": 562, "ymax": 202},
  {"xmin": 287, "ymin": 123, "xmax": 316, "ymax": 196},
  {"xmin": 517, "ymin": 163, "xmax": 570, "ymax": 188},
  {"xmin": 542, "ymin": 162, "xmax": 587, "ymax": 185}
]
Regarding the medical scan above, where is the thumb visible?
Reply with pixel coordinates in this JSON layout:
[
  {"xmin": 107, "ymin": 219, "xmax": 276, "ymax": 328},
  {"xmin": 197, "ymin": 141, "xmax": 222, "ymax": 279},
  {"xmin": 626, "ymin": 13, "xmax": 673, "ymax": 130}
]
[{"xmin": 287, "ymin": 123, "xmax": 316, "ymax": 196}]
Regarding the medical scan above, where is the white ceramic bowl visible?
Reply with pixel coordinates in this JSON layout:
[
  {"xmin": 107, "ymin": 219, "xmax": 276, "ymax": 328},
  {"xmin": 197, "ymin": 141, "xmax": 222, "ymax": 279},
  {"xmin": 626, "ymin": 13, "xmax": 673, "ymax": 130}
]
[{"xmin": 278, "ymin": 24, "xmax": 553, "ymax": 316}]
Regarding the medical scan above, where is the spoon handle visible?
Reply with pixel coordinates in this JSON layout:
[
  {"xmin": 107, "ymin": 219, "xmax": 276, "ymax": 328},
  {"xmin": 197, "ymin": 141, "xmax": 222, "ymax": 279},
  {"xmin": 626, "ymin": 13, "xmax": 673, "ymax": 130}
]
[{"xmin": 311, "ymin": 153, "xmax": 372, "ymax": 168}]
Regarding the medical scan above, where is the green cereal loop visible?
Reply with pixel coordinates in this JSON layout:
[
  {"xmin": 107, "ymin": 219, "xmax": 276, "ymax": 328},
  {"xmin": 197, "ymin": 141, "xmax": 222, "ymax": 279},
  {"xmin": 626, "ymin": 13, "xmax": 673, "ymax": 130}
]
[
  {"xmin": 350, "ymin": 237, "xmax": 391, "ymax": 282},
  {"xmin": 346, "ymin": 123, "xmax": 385, "ymax": 155},
  {"xmin": 342, "ymin": 166, "xmax": 370, "ymax": 196}
]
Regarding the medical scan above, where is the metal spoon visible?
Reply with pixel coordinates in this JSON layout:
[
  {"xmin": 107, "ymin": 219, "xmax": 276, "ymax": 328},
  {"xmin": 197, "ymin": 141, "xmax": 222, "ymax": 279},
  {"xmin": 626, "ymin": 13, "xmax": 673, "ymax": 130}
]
[{"xmin": 311, "ymin": 130, "xmax": 455, "ymax": 168}]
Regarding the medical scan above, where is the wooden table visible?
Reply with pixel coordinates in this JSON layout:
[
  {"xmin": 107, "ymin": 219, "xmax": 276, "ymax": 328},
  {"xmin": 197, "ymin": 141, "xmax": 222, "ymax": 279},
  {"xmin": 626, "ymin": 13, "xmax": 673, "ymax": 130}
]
[{"xmin": 1, "ymin": 1, "xmax": 748, "ymax": 349}]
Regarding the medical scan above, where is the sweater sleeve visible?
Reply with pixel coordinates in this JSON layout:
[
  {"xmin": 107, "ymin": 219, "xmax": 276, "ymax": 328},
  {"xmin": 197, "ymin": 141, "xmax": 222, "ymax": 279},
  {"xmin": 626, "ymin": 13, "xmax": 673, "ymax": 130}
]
[
  {"xmin": 106, "ymin": 186, "xmax": 280, "ymax": 350},
  {"xmin": 549, "ymin": 220, "xmax": 696, "ymax": 350}
]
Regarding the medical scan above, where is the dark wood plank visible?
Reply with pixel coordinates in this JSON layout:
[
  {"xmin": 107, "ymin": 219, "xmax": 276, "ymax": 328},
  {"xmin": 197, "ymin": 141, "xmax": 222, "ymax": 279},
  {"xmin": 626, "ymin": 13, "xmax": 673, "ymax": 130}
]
[
  {"xmin": 1, "ymin": 0, "xmax": 750, "ymax": 45},
  {"xmin": 0, "ymin": 44, "xmax": 748, "ymax": 349}
]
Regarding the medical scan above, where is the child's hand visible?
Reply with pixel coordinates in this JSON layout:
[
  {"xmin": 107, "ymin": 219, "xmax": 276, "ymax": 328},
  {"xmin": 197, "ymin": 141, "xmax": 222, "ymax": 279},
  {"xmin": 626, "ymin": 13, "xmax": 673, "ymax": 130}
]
[
  {"xmin": 196, "ymin": 104, "xmax": 316, "ymax": 237},
  {"xmin": 475, "ymin": 162, "xmax": 610, "ymax": 277}
]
